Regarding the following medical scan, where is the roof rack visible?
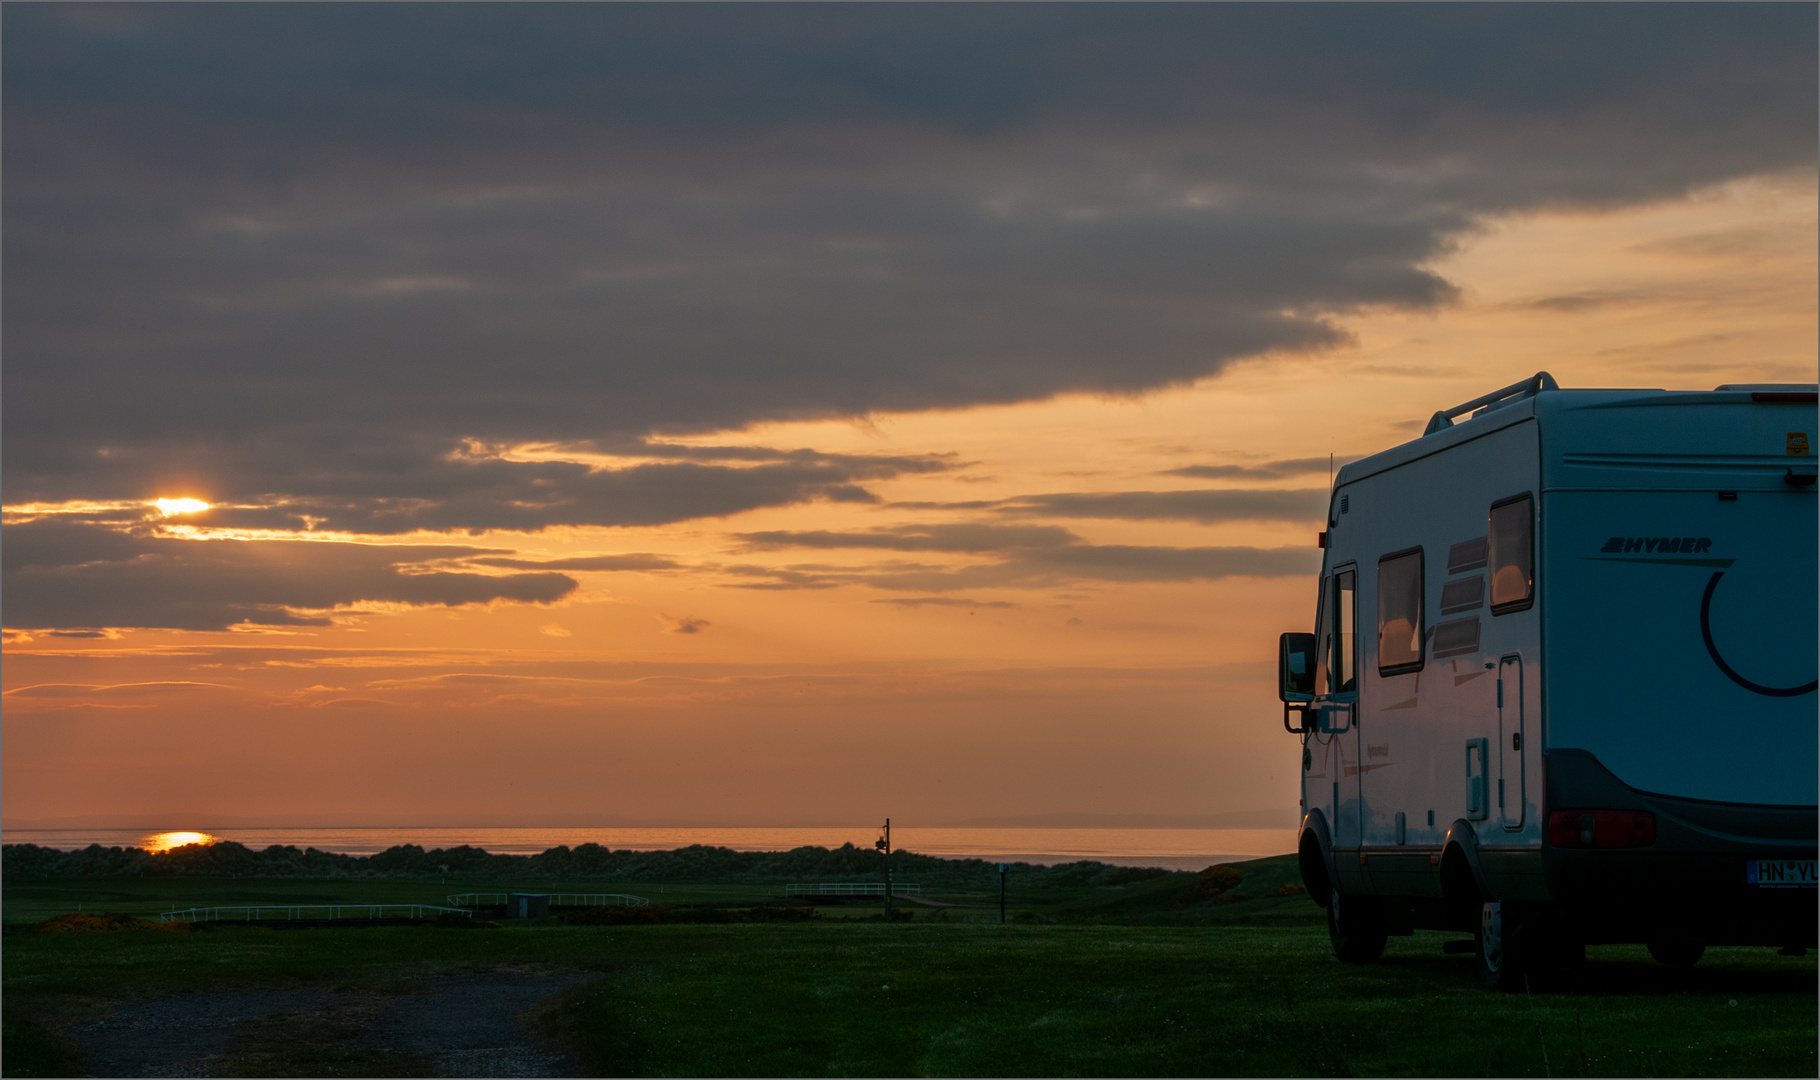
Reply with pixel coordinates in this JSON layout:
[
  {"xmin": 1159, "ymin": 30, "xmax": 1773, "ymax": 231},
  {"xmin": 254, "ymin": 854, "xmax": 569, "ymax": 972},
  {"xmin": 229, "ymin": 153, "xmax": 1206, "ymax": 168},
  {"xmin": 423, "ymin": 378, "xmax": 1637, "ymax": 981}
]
[{"xmin": 1423, "ymin": 371, "xmax": 1558, "ymax": 436}]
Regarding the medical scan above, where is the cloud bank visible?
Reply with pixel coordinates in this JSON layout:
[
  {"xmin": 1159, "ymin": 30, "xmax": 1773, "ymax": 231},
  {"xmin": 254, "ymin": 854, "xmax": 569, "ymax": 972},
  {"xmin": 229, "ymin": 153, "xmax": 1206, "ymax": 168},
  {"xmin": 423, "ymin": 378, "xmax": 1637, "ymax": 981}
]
[{"xmin": 7, "ymin": 4, "xmax": 1813, "ymax": 526}]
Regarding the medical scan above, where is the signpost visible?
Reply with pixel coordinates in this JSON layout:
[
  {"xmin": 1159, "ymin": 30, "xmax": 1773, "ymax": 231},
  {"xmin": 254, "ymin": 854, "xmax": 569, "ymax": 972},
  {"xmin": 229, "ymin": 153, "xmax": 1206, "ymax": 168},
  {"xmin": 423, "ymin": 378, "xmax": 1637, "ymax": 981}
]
[
  {"xmin": 998, "ymin": 863, "xmax": 1009, "ymax": 923},
  {"xmin": 875, "ymin": 819, "xmax": 894, "ymax": 919}
]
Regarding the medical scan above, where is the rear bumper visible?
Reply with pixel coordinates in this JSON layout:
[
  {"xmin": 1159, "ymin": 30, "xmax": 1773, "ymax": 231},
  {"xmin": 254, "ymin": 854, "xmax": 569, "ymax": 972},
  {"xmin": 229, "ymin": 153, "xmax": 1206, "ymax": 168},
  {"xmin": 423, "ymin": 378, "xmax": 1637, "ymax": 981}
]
[{"xmin": 1540, "ymin": 748, "xmax": 1817, "ymax": 945}]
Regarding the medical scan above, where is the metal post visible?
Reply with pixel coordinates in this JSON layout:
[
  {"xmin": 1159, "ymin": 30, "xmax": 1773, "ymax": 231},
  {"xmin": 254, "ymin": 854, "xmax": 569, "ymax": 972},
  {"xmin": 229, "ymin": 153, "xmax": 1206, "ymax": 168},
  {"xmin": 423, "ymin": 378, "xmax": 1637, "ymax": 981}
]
[
  {"xmin": 998, "ymin": 863, "xmax": 1008, "ymax": 923},
  {"xmin": 873, "ymin": 815, "xmax": 888, "ymax": 917}
]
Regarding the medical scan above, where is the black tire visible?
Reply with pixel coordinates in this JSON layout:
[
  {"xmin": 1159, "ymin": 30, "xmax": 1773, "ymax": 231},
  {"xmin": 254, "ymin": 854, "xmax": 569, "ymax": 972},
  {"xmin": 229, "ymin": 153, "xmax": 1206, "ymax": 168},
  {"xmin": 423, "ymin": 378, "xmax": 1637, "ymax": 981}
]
[
  {"xmin": 1647, "ymin": 938, "xmax": 1705, "ymax": 967},
  {"xmin": 1476, "ymin": 900, "xmax": 1532, "ymax": 991},
  {"xmin": 1328, "ymin": 888, "xmax": 1387, "ymax": 963}
]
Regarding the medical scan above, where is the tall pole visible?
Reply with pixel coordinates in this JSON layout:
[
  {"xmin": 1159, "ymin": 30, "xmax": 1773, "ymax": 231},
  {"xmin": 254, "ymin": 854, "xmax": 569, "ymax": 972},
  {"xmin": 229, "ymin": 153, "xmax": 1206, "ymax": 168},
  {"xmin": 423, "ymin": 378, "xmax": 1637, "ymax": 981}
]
[
  {"xmin": 998, "ymin": 863, "xmax": 1008, "ymax": 923},
  {"xmin": 883, "ymin": 818, "xmax": 893, "ymax": 919}
]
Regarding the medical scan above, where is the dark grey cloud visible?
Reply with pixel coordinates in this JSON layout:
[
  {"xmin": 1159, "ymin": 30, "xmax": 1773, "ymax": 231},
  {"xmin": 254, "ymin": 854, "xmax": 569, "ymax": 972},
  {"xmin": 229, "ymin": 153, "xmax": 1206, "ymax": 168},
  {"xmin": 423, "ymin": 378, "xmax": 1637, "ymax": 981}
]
[
  {"xmin": 4, "ymin": 681, "xmax": 232, "ymax": 699},
  {"xmin": 871, "ymin": 597, "xmax": 1018, "ymax": 610},
  {"xmin": 1162, "ymin": 457, "xmax": 1358, "ymax": 481},
  {"xmin": 717, "ymin": 542, "xmax": 1317, "ymax": 592},
  {"xmin": 4, "ymin": 5, "xmax": 1813, "ymax": 528},
  {"xmin": 882, "ymin": 487, "xmax": 1328, "ymax": 523},
  {"xmin": 1499, "ymin": 292, "xmax": 1651, "ymax": 314},
  {"xmin": 870, "ymin": 544, "xmax": 1317, "ymax": 591},
  {"xmin": 470, "ymin": 554, "xmax": 680, "ymax": 572},
  {"xmin": 736, "ymin": 523, "xmax": 1078, "ymax": 553},
  {"xmin": 2, "ymin": 520, "xmax": 576, "ymax": 631},
  {"xmin": 7, "ymin": 448, "xmax": 952, "ymax": 536},
  {"xmin": 997, "ymin": 489, "xmax": 1327, "ymax": 524}
]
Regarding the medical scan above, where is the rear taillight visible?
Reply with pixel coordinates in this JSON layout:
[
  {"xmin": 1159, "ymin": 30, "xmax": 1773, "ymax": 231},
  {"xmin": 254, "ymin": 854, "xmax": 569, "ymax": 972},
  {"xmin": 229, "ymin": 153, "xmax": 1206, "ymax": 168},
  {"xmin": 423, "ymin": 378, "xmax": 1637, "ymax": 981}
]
[{"xmin": 1547, "ymin": 809, "xmax": 1655, "ymax": 848}]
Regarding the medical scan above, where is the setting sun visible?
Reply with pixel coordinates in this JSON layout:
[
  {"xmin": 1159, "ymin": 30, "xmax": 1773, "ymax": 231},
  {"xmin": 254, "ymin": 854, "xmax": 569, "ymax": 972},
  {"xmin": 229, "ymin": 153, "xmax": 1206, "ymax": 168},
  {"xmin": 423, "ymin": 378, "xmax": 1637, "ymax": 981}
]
[
  {"xmin": 141, "ymin": 830, "xmax": 216, "ymax": 852},
  {"xmin": 153, "ymin": 498, "xmax": 211, "ymax": 517}
]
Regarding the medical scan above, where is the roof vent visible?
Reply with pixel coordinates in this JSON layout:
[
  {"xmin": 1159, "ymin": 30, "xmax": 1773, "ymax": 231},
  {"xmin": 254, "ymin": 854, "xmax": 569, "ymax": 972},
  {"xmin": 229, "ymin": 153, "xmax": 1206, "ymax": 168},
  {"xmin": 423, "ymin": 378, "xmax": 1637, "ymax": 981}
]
[{"xmin": 1423, "ymin": 372, "xmax": 1558, "ymax": 437}]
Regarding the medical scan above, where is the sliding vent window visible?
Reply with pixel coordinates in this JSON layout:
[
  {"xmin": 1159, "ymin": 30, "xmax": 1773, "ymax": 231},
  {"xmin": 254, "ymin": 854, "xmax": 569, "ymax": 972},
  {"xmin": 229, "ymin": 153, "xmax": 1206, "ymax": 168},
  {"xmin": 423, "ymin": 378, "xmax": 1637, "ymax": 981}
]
[
  {"xmin": 1377, "ymin": 549, "xmax": 1424, "ymax": 675},
  {"xmin": 1489, "ymin": 495, "xmax": 1535, "ymax": 613}
]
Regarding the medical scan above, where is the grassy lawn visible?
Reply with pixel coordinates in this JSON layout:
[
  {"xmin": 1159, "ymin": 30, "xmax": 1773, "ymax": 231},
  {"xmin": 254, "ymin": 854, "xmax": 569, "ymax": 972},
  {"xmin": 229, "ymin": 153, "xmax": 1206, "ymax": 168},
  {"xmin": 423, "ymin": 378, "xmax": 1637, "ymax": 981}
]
[
  {"xmin": 0, "ymin": 854, "xmax": 1318, "ymax": 927},
  {"xmin": 4, "ymin": 865, "xmax": 1814, "ymax": 1078}
]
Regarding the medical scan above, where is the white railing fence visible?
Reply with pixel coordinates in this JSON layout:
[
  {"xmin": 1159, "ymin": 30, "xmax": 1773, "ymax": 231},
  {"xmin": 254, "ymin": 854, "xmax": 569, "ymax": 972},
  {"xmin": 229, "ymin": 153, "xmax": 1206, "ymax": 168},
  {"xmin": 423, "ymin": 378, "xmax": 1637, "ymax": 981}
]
[
  {"xmin": 446, "ymin": 892, "xmax": 649, "ymax": 908},
  {"xmin": 783, "ymin": 883, "xmax": 921, "ymax": 896}
]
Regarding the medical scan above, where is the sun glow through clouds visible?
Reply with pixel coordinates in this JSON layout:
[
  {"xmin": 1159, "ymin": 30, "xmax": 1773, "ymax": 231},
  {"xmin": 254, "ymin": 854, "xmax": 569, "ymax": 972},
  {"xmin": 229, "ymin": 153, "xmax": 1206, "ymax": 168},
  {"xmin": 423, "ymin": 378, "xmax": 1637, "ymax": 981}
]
[
  {"xmin": 154, "ymin": 498, "xmax": 211, "ymax": 516},
  {"xmin": 141, "ymin": 830, "xmax": 216, "ymax": 852}
]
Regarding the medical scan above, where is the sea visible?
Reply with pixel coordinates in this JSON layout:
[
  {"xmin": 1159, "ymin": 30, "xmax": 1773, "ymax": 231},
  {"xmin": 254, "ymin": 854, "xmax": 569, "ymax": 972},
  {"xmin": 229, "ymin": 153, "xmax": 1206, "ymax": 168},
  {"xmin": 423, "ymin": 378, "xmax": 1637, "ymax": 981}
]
[{"xmin": 3, "ymin": 826, "xmax": 1298, "ymax": 872}]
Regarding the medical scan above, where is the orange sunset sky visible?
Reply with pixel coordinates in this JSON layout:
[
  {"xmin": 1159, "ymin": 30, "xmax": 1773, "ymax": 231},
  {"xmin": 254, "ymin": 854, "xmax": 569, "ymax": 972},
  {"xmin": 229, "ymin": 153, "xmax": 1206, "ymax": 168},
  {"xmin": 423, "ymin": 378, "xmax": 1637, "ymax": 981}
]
[{"xmin": 4, "ymin": 6, "xmax": 1815, "ymax": 831}]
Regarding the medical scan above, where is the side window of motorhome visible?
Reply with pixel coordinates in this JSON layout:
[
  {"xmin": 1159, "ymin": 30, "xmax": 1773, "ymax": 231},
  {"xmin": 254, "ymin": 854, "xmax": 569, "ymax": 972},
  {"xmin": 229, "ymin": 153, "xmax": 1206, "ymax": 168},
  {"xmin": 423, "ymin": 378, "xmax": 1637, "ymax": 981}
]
[
  {"xmin": 1489, "ymin": 494, "xmax": 1535, "ymax": 612},
  {"xmin": 1377, "ymin": 548, "xmax": 1424, "ymax": 675},
  {"xmin": 1334, "ymin": 569, "xmax": 1357, "ymax": 694}
]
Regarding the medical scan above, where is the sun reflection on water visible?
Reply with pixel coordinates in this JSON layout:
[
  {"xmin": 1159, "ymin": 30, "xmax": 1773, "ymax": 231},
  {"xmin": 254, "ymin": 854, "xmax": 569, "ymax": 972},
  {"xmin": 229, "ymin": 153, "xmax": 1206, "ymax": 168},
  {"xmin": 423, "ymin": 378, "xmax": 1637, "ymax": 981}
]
[{"xmin": 142, "ymin": 830, "xmax": 216, "ymax": 853}]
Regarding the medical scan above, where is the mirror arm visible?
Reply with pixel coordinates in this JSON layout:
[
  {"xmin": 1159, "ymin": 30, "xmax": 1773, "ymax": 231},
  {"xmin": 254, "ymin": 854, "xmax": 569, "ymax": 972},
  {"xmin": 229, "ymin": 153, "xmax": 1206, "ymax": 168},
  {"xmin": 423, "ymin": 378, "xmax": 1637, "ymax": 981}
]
[{"xmin": 1282, "ymin": 701, "xmax": 1311, "ymax": 734}]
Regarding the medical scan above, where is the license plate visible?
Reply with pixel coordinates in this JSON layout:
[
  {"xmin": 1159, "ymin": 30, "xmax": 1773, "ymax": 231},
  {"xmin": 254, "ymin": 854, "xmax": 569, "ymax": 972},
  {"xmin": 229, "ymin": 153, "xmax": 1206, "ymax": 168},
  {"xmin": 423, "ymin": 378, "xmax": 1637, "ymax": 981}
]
[{"xmin": 1746, "ymin": 859, "xmax": 1818, "ymax": 888}]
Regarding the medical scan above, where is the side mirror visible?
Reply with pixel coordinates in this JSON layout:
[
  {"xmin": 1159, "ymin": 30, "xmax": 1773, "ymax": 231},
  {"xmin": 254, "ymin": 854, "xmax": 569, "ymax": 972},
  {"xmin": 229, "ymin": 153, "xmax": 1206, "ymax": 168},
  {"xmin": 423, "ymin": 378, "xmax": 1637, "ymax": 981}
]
[
  {"xmin": 1279, "ymin": 632, "xmax": 1317, "ymax": 734},
  {"xmin": 1279, "ymin": 632, "xmax": 1317, "ymax": 702}
]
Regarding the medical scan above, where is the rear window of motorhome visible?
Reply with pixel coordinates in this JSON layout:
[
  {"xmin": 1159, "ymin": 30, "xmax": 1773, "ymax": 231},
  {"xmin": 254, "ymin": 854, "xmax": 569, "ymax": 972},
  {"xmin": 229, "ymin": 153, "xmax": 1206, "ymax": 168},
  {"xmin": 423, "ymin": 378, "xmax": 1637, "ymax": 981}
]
[
  {"xmin": 1377, "ymin": 549, "xmax": 1424, "ymax": 675},
  {"xmin": 1489, "ymin": 494, "xmax": 1535, "ymax": 612}
]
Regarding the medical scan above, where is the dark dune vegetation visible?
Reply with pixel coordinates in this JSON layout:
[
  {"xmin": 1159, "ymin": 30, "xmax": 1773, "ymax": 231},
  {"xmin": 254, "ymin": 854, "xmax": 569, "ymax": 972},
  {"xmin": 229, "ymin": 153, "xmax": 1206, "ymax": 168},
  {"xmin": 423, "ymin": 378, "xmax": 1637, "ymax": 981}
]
[{"xmin": 1, "ymin": 840, "xmax": 1176, "ymax": 889}]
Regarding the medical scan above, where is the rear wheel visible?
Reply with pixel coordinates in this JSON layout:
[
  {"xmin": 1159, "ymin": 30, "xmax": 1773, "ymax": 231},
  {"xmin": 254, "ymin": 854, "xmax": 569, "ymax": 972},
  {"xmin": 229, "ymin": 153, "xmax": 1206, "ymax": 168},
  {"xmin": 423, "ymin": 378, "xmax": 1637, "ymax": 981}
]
[
  {"xmin": 1647, "ymin": 938, "xmax": 1705, "ymax": 967},
  {"xmin": 1328, "ymin": 888, "xmax": 1387, "ymax": 962},
  {"xmin": 1477, "ymin": 900, "xmax": 1532, "ymax": 991}
]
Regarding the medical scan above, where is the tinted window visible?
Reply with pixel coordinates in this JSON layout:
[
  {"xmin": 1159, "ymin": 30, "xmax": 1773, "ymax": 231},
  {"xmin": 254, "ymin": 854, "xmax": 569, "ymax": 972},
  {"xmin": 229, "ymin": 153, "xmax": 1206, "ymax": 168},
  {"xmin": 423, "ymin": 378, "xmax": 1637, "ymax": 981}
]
[
  {"xmin": 1489, "ymin": 495, "xmax": 1534, "ymax": 611},
  {"xmin": 1335, "ymin": 569, "xmax": 1357, "ymax": 693},
  {"xmin": 1377, "ymin": 549, "xmax": 1424, "ymax": 674}
]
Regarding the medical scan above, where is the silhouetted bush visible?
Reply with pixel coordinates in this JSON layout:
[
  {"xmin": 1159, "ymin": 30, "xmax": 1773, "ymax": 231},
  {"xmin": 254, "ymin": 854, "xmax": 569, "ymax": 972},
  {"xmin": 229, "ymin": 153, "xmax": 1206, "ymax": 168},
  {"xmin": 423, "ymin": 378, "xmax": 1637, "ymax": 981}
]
[{"xmin": 1177, "ymin": 864, "xmax": 1245, "ymax": 906}]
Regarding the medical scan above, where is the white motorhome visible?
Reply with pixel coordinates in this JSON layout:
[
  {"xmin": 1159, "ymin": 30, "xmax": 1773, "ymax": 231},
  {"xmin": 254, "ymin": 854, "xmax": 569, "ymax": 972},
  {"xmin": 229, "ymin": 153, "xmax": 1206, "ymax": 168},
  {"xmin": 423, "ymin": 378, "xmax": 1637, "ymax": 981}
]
[{"xmin": 1276, "ymin": 373, "xmax": 1817, "ymax": 989}]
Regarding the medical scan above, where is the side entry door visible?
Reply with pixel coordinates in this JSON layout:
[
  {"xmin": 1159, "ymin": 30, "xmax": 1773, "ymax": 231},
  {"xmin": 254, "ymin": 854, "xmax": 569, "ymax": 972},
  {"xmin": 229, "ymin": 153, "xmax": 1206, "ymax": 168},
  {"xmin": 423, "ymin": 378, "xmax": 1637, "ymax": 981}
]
[{"xmin": 1498, "ymin": 655, "xmax": 1525, "ymax": 830}]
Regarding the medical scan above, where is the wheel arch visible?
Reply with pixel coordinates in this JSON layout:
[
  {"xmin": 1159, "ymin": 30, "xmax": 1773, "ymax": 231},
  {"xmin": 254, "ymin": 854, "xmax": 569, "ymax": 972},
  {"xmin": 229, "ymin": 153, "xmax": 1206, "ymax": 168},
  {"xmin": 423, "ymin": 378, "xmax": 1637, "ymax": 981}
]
[
  {"xmin": 1440, "ymin": 819, "xmax": 1490, "ymax": 903},
  {"xmin": 1298, "ymin": 811, "xmax": 1334, "ymax": 908}
]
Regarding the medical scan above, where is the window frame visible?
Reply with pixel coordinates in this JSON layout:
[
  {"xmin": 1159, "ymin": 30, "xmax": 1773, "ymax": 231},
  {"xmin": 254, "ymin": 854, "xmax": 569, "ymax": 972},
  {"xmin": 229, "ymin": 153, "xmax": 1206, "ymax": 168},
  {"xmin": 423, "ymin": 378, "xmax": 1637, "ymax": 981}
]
[
  {"xmin": 1375, "ymin": 545, "xmax": 1426, "ymax": 677},
  {"xmin": 1488, "ymin": 492, "xmax": 1536, "ymax": 615}
]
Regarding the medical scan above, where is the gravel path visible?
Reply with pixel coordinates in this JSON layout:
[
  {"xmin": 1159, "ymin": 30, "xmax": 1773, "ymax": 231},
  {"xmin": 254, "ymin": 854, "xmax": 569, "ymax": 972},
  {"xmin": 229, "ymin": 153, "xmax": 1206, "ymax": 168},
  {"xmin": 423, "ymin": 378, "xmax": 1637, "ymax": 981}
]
[
  {"xmin": 73, "ymin": 990, "xmax": 323, "ymax": 1078},
  {"xmin": 68, "ymin": 970, "xmax": 592, "ymax": 1077}
]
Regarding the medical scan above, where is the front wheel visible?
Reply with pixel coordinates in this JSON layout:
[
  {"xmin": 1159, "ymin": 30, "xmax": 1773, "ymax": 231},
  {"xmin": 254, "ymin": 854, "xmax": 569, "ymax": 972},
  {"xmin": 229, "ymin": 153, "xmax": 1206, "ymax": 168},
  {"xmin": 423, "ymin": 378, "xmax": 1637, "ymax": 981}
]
[
  {"xmin": 1328, "ymin": 888, "xmax": 1387, "ymax": 963},
  {"xmin": 1477, "ymin": 900, "xmax": 1531, "ymax": 991}
]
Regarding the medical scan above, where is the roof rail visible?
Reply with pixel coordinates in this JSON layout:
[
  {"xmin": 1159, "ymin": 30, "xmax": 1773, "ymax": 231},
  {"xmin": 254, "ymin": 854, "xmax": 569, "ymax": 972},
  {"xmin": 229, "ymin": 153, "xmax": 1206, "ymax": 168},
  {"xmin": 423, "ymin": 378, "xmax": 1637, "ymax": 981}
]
[{"xmin": 1423, "ymin": 371, "xmax": 1558, "ymax": 436}]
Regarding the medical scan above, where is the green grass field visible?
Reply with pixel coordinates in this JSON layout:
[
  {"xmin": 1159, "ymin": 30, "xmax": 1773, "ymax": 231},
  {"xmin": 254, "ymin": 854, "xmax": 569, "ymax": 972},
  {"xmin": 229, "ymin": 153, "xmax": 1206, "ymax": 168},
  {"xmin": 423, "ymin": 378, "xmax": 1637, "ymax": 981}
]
[{"xmin": 5, "ymin": 858, "xmax": 1815, "ymax": 1077}]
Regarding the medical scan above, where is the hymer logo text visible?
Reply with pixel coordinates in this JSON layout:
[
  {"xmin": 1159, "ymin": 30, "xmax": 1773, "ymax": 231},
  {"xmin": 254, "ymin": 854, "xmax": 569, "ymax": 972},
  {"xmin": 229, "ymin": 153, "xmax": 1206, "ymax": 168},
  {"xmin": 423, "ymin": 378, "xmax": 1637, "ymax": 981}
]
[{"xmin": 1600, "ymin": 537, "xmax": 1713, "ymax": 554}]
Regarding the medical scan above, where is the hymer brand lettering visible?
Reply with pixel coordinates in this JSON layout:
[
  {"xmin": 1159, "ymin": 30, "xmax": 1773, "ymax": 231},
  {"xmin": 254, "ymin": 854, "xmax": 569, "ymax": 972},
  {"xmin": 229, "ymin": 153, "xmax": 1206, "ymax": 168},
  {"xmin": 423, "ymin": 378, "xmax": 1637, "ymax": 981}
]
[{"xmin": 1599, "ymin": 537, "xmax": 1713, "ymax": 555}]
